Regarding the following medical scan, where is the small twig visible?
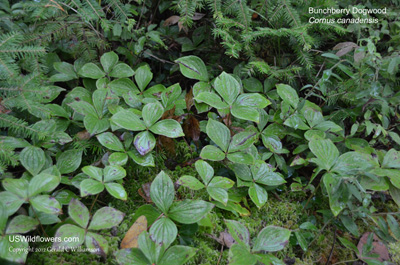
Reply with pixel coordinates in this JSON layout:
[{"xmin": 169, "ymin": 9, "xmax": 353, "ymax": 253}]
[
  {"xmin": 136, "ymin": 0, "xmax": 146, "ymax": 29},
  {"xmin": 325, "ymin": 227, "xmax": 337, "ymax": 265},
  {"xmin": 143, "ymin": 51, "xmax": 175, "ymax": 64},
  {"xmin": 272, "ymin": 192, "xmax": 282, "ymax": 201},
  {"xmin": 216, "ymin": 244, "xmax": 224, "ymax": 265}
]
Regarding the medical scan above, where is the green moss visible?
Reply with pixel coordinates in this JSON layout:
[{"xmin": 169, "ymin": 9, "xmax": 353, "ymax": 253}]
[{"xmin": 388, "ymin": 241, "xmax": 400, "ymax": 263}]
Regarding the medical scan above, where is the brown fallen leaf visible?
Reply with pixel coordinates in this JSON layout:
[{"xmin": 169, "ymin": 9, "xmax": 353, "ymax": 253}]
[
  {"xmin": 178, "ymin": 21, "xmax": 188, "ymax": 34},
  {"xmin": 185, "ymin": 88, "xmax": 194, "ymax": 111},
  {"xmin": 158, "ymin": 135, "xmax": 176, "ymax": 156},
  {"xmin": 183, "ymin": 115, "xmax": 200, "ymax": 141},
  {"xmin": 138, "ymin": 182, "xmax": 152, "ymax": 203},
  {"xmin": 76, "ymin": 130, "xmax": 91, "ymax": 140},
  {"xmin": 192, "ymin": 13, "xmax": 205, "ymax": 21},
  {"xmin": 120, "ymin": 215, "xmax": 148, "ymax": 249},
  {"xmin": 357, "ymin": 232, "xmax": 390, "ymax": 262},
  {"xmin": 163, "ymin": 15, "xmax": 180, "ymax": 27},
  {"xmin": 206, "ymin": 230, "xmax": 236, "ymax": 248}
]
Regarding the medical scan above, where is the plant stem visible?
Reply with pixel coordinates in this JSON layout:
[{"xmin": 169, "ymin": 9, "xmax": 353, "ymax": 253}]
[
  {"xmin": 332, "ymin": 259, "xmax": 359, "ymax": 265},
  {"xmin": 30, "ymin": 204, "xmax": 48, "ymax": 237},
  {"xmin": 89, "ymin": 193, "xmax": 100, "ymax": 214}
]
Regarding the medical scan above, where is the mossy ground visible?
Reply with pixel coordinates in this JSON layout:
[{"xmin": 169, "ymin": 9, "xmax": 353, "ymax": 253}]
[{"xmin": 27, "ymin": 146, "xmax": 399, "ymax": 264}]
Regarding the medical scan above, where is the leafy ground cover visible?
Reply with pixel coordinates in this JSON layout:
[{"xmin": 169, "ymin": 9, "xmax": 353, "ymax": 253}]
[{"xmin": 1, "ymin": 0, "xmax": 400, "ymax": 264}]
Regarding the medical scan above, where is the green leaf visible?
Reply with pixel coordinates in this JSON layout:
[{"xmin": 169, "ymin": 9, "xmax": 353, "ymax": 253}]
[
  {"xmin": 235, "ymin": 93, "xmax": 270, "ymax": 108},
  {"xmin": 150, "ymin": 171, "xmax": 175, "ymax": 214},
  {"xmin": 338, "ymin": 236, "xmax": 359, "ymax": 253},
  {"xmin": 230, "ymin": 164, "xmax": 253, "ymax": 182},
  {"xmin": 85, "ymin": 232, "xmax": 109, "ymax": 255},
  {"xmin": 100, "ymin": 51, "xmax": 119, "ymax": 73},
  {"xmin": 195, "ymin": 160, "xmax": 214, "ymax": 185},
  {"xmin": 229, "ymin": 131, "xmax": 257, "ymax": 153},
  {"xmin": 276, "ymin": 84, "xmax": 298, "ymax": 108},
  {"xmin": 360, "ymin": 176, "xmax": 389, "ymax": 191},
  {"xmin": 80, "ymin": 179, "xmax": 104, "ymax": 197},
  {"xmin": 82, "ymin": 166, "xmax": 103, "ymax": 182},
  {"xmin": 390, "ymin": 185, "xmax": 400, "ymax": 207},
  {"xmin": 300, "ymin": 101, "xmax": 324, "ymax": 127},
  {"xmin": 69, "ymin": 198, "xmax": 89, "ymax": 228},
  {"xmin": 300, "ymin": 222, "xmax": 318, "ymax": 231},
  {"xmin": 134, "ymin": 131, "xmax": 156, "ymax": 156},
  {"xmin": 249, "ymin": 183, "xmax": 268, "ymax": 208},
  {"xmin": 97, "ymin": 132, "xmax": 125, "ymax": 152},
  {"xmin": 214, "ymin": 72, "xmax": 240, "ymax": 105},
  {"xmin": 227, "ymin": 152, "xmax": 255, "ymax": 165},
  {"xmin": 50, "ymin": 62, "xmax": 77, "ymax": 82},
  {"xmin": 30, "ymin": 195, "xmax": 62, "ymax": 215},
  {"xmin": 284, "ymin": 114, "xmax": 309, "ymax": 130},
  {"xmin": 103, "ymin": 165, "xmax": 126, "ymax": 182},
  {"xmin": 105, "ymin": 183, "xmax": 127, "ymax": 200},
  {"xmin": 200, "ymin": 145, "xmax": 225, "ymax": 161},
  {"xmin": 253, "ymin": 226, "xmax": 291, "ymax": 252},
  {"xmin": 19, "ymin": 146, "xmax": 45, "ymax": 176},
  {"xmin": 243, "ymin": 78, "xmax": 263, "ymax": 92},
  {"xmin": 0, "ymin": 235, "xmax": 29, "ymax": 263},
  {"xmin": 88, "ymin": 207, "xmax": 125, "ymax": 230},
  {"xmin": 315, "ymin": 121, "xmax": 343, "ymax": 133},
  {"xmin": 109, "ymin": 152, "xmax": 128, "ymax": 166},
  {"xmin": 84, "ymin": 115, "xmax": 109, "ymax": 134},
  {"xmin": 69, "ymin": 100, "xmax": 97, "ymax": 117},
  {"xmin": 209, "ymin": 177, "xmax": 234, "ymax": 189},
  {"xmin": 225, "ymin": 220, "xmax": 250, "ymax": 247},
  {"xmin": 111, "ymin": 109, "xmax": 146, "ymax": 131},
  {"xmin": 52, "ymin": 224, "xmax": 85, "ymax": 249},
  {"xmin": 127, "ymin": 149, "xmax": 155, "ymax": 167},
  {"xmin": 323, "ymin": 173, "xmax": 344, "ymax": 216},
  {"xmin": 175, "ymin": 56, "xmax": 208, "ymax": 81},
  {"xmin": 114, "ymin": 248, "xmax": 150, "ymax": 265},
  {"xmin": 207, "ymin": 187, "xmax": 229, "ymax": 205},
  {"xmin": 110, "ymin": 63, "xmax": 135, "ymax": 78},
  {"xmin": 138, "ymin": 232, "xmax": 159, "ymax": 264},
  {"xmin": 159, "ymin": 245, "xmax": 197, "ymax": 265},
  {"xmin": 168, "ymin": 200, "xmax": 214, "ymax": 224},
  {"xmin": 28, "ymin": 173, "xmax": 60, "ymax": 197},
  {"xmin": 56, "ymin": 150, "xmax": 82, "ymax": 174},
  {"xmin": 149, "ymin": 217, "xmax": 177, "ymax": 250},
  {"xmin": 295, "ymin": 231, "xmax": 308, "ymax": 251},
  {"xmin": 228, "ymin": 244, "xmax": 257, "ymax": 265},
  {"xmin": 371, "ymin": 169, "xmax": 400, "ymax": 189},
  {"xmin": 109, "ymin": 78, "xmax": 140, "ymax": 95},
  {"xmin": 177, "ymin": 175, "xmax": 205, "ymax": 190},
  {"xmin": 332, "ymin": 152, "xmax": 375, "ymax": 174},
  {"xmin": 79, "ymin": 63, "xmax": 105, "ymax": 79},
  {"xmin": 251, "ymin": 161, "xmax": 286, "ymax": 186},
  {"xmin": 195, "ymin": 92, "xmax": 229, "ymax": 109},
  {"xmin": 0, "ymin": 191, "xmax": 25, "ymax": 216},
  {"xmin": 150, "ymin": 120, "xmax": 184, "ymax": 138},
  {"xmin": 0, "ymin": 202, "xmax": 6, "ymax": 232},
  {"xmin": 309, "ymin": 138, "xmax": 339, "ymax": 171},
  {"xmin": 206, "ymin": 119, "xmax": 230, "ymax": 152},
  {"xmin": 6, "ymin": 215, "xmax": 39, "ymax": 234},
  {"xmin": 2, "ymin": 178, "xmax": 29, "ymax": 199},
  {"xmin": 142, "ymin": 102, "xmax": 164, "ymax": 127},
  {"xmin": 387, "ymin": 214, "xmax": 400, "ymax": 240},
  {"xmin": 382, "ymin": 149, "xmax": 400, "ymax": 169},
  {"xmin": 340, "ymin": 215, "xmax": 359, "ymax": 237},
  {"xmin": 135, "ymin": 64, "xmax": 153, "ymax": 91},
  {"xmin": 231, "ymin": 104, "xmax": 260, "ymax": 123}
]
